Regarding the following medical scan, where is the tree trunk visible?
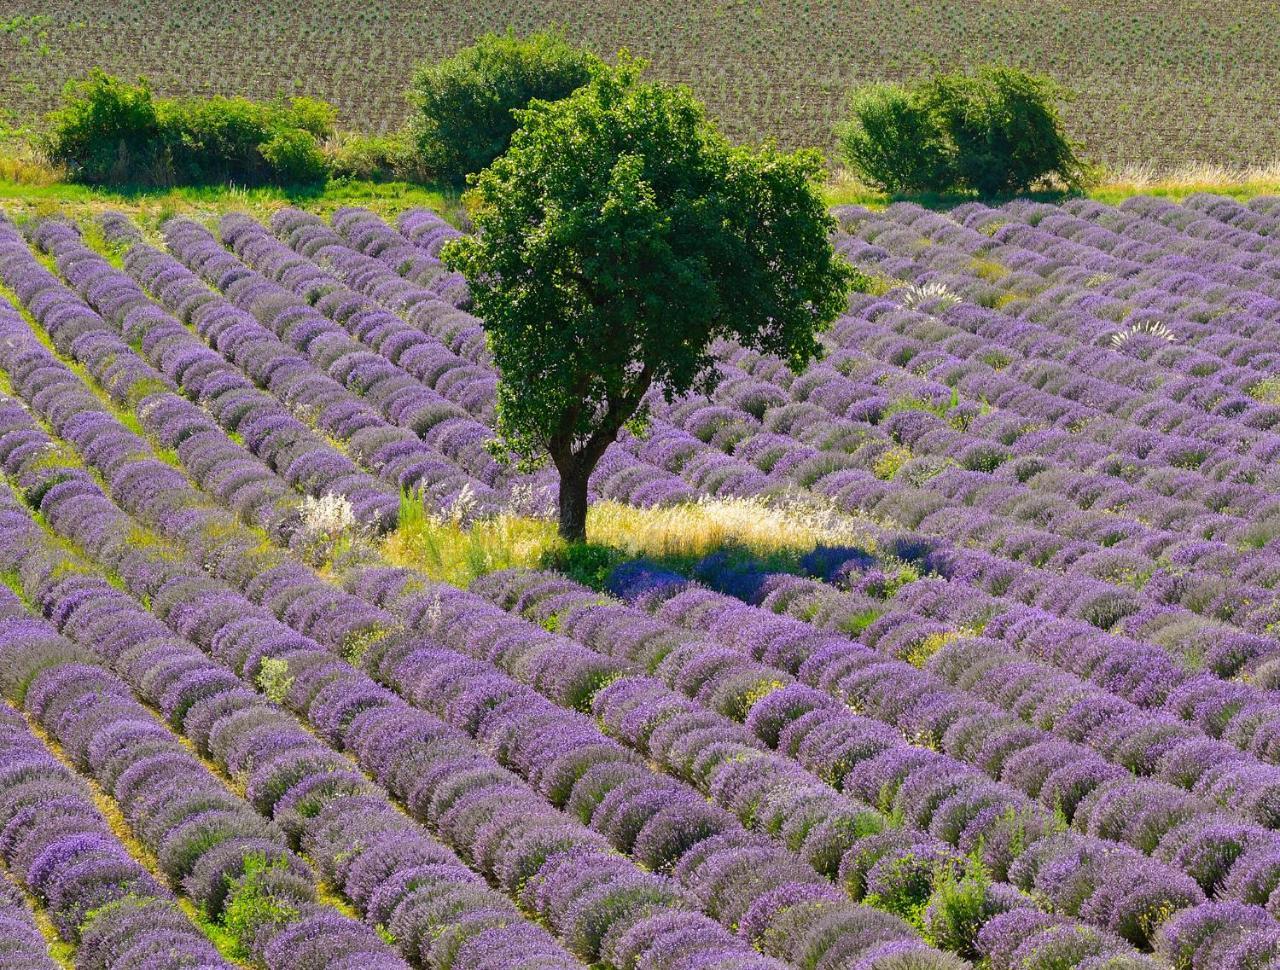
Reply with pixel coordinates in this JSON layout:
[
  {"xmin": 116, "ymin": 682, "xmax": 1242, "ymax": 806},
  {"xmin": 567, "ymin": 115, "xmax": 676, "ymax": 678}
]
[{"xmin": 557, "ymin": 464, "xmax": 590, "ymax": 542}]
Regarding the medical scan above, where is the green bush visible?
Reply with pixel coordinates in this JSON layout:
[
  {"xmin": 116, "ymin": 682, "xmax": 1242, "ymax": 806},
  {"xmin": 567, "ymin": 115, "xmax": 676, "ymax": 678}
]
[
  {"xmin": 259, "ymin": 127, "xmax": 329, "ymax": 184},
  {"xmin": 325, "ymin": 131, "xmax": 426, "ymax": 182},
  {"xmin": 932, "ymin": 67, "xmax": 1092, "ymax": 196},
  {"xmin": 43, "ymin": 70, "xmax": 336, "ymax": 186},
  {"xmin": 163, "ymin": 94, "xmax": 335, "ymax": 184},
  {"xmin": 547, "ymin": 543, "xmax": 627, "ymax": 590},
  {"xmin": 836, "ymin": 84, "xmax": 950, "ymax": 194},
  {"xmin": 837, "ymin": 65, "xmax": 1093, "ymax": 197},
  {"xmin": 408, "ymin": 28, "xmax": 601, "ymax": 185},
  {"xmin": 922, "ymin": 863, "xmax": 996, "ymax": 957},
  {"xmin": 42, "ymin": 70, "xmax": 166, "ymax": 184}
]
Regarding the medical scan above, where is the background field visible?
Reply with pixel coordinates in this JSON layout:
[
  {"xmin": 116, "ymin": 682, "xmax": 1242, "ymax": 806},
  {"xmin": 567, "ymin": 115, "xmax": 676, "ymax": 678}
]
[{"xmin": 2, "ymin": 0, "xmax": 1278, "ymax": 170}]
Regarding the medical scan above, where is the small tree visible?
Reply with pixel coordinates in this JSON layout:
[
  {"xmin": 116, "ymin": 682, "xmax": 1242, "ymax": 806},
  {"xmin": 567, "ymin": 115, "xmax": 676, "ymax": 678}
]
[
  {"xmin": 836, "ymin": 84, "xmax": 950, "ymax": 194},
  {"xmin": 408, "ymin": 29, "xmax": 602, "ymax": 186},
  {"xmin": 444, "ymin": 56, "xmax": 856, "ymax": 541},
  {"xmin": 838, "ymin": 65, "xmax": 1092, "ymax": 197},
  {"xmin": 932, "ymin": 66, "xmax": 1091, "ymax": 197}
]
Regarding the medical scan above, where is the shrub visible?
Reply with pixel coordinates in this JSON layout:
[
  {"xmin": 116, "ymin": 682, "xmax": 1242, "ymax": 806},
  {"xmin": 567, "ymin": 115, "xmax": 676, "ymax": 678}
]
[
  {"xmin": 932, "ymin": 67, "xmax": 1091, "ymax": 196},
  {"xmin": 42, "ymin": 70, "xmax": 166, "ymax": 184},
  {"xmin": 408, "ymin": 28, "xmax": 601, "ymax": 185},
  {"xmin": 255, "ymin": 657, "xmax": 294, "ymax": 705},
  {"xmin": 259, "ymin": 127, "xmax": 329, "ymax": 184},
  {"xmin": 222, "ymin": 853, "xmax": 308, "ymax": 950},
  {"xmin": 326, "ymin": 131, "xmax": 424, "ymax": 182},
  {"xmin": 836, "ymin": 84, "xmax": 950, "ymax": 194},
  {"xmin": 838, "ymin": 66, "xmax": 1092, "ymax": 197},
  {"xmin": 165, "ymin": 94, "xmax": 333, "ymax": 184},
  {"xmin": 43, "ymin": 71, "xmax": 336, "ymax": 186},
  {"xmin": 922, "ymin": 863, "xmax": 1013, "ymax": 958},
  {"xmin": 551, "ymin": 542, "xmax": 627, "ymax": 590}
]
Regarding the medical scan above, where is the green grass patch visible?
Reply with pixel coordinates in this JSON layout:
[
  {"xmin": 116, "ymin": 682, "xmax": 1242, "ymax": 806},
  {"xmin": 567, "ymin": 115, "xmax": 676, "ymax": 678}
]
[
  {"xmin": 4, "ymin": 158, "xmax": 1278, "ymax": 229},
  {"xmin": 0, "ymin": 173, "xmax": 464, "ymax": 227}
]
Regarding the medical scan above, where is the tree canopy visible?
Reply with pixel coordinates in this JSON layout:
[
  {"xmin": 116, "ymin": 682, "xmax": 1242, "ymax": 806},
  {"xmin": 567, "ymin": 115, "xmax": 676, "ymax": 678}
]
[
  {"xmin": 838, "ymin": 65, "xmax": 1093, "ymax": 197},
  {"xmin": 408, "ymin": 29, "xmax": 602, "ymax": 186},
  {"xmin": 443, "ymin": 56, "xmax": 857, "ymax": 541}
]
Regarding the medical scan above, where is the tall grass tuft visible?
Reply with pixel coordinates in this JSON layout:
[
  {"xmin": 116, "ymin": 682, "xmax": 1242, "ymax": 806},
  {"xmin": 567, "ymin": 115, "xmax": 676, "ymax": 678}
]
[{"xmin": 385, "ymin": 488, "xmax": 559, "ymax": 586}]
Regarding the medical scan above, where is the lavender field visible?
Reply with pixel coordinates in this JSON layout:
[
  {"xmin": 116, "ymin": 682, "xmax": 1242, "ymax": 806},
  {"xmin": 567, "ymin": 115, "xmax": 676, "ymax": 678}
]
[{"xmin": 4, "ymin": 191, "xmax": 1280, "ymax": 970}]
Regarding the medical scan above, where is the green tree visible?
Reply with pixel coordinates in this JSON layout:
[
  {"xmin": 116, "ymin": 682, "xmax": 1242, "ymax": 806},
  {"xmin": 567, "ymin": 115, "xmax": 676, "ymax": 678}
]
[
  {"xmin": 444, "ymin": 56, "xmax": 856, "ymax": 541},
  {"xmin": 409, "ymin": 28, "xmax": 602, "ymax": 186},
  {"xmin": 836, "ymin": 83, "xmax": 950, "ymax": 194},
  {"xmin": 838, "ymin": 65, "xmax": 1092, "ymax": 197},
  {"xmin": 931, "ymin": 66, "xmax": 1091, "ymax": 197},
  {"xmin": 42, "ymin": 69, "xmax": 165, "ymax": 184}
]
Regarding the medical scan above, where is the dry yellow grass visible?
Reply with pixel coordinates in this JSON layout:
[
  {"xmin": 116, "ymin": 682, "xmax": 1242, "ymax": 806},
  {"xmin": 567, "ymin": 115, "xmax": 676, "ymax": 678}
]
[
  {"xmin": 0, "ymin": 154, "xmax": 62, "ymax": 186},
  {"xmin": 823, "ymin": 163, "xmax": 1280, "ymax": 209},
  {"xmin": 1103, "ymin": 159, "xmax": 1280, "ymax": 189},
  {"xmin": 383, "ymin": 495, "xmax": 880, "ymax": 586},
  {"xmin": 585, "ymin": 496, "xmax": 878, "ymax": 560}
]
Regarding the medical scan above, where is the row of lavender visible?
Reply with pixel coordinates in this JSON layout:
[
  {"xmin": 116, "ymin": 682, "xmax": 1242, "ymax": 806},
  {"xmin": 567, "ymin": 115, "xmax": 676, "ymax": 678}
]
[{"xmin": 0, "ymin": 694, "xmax": 223, "ymax": 970}]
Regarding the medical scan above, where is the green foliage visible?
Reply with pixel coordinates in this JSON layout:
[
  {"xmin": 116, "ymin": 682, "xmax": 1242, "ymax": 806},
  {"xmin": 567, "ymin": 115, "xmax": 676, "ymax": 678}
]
[
  {"xmin": 922, "ymin": 861, "xmax": 995, "ymax": 957},
  {"xmin": 872, "ymin": 445, "xmax": 913, "ymax": 480},
  {"xmin": 341, "ymin": 623, "xmax": 398, "ymax": 668},
  {"xmin": 42, "ymin": 70, "xmax": 164, "ymax": 185},
  {"xmin": 255, "ymin": 657, "xmax": 294, "ymax": 704},
  {"xmin": 837, "ymin": 607, "xmax": 883, "ymax": 635},
  {"xmin": 836, "ymin": 84, "xmax": 950, "ymax": 194},
  {"xmin": 1250, "ymin": 377, "xmax": 1280, "ymax": 404},
  {"xmin": 838, "ymin": 66, "xmax": 1093, "ymax": 197},
  {"xmin": 326, "ymin": 131, "xmax": 424, "ymax": 182},
  {"xmin": 0, "ymin": 14, "xmax": 53, "ymax": 34},
  {"xmin": 546, "ymin": 542, "xmax": 628, "ymax": 589},
  {"xmin": 444, "ymin": 55, "xmax": 857, "ymax": 539},
  {"xmin": 42, "ymin": 70, "xmax": 335, "ymax": 187},
  {"xmin": 862, "ymin": 851, "xmax": 938, "ymax": 928},
  {"xmin": 222, "ymin": 853, "xmax": 301, "ymax": 949},
  {"xmin": 409, "ymin": 29, "xmax": 601, "ymax": 185},
  {"xmin": 933, "ymin": 66, "xmax": 1093, "ymax": 196},
  {"xmin": 385, "ymin": 504, "xmax": 559, "ymax": 587}
]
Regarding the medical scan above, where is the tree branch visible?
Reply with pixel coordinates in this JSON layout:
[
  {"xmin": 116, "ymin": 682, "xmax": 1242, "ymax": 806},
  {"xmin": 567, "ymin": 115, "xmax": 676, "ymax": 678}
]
[{"xmin": 577, "ymin": 362, "xmax": 654, "ymax": 467}]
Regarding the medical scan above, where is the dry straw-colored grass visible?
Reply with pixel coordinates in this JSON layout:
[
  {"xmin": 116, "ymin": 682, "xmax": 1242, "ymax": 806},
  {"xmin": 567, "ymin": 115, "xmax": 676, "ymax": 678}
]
[
  {"xmin": 1103, "ymin": 159, "xmax": 1280, "ymax": 189},
  {"xmin": 383, "ymin": 495, "xmax": 880, "ymax": 587}
]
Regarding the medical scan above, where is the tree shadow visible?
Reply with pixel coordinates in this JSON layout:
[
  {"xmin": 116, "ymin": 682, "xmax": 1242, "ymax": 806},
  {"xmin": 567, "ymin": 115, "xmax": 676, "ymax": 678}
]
[{"xmin": 542, "ymin": 535, "xmax": 889, "ymax": 602}]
